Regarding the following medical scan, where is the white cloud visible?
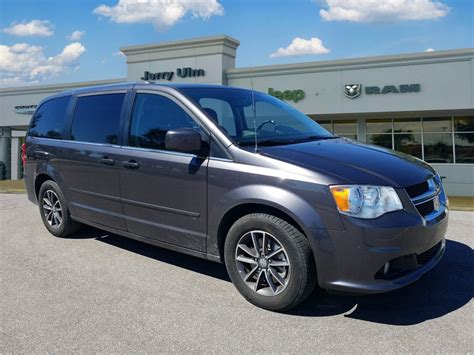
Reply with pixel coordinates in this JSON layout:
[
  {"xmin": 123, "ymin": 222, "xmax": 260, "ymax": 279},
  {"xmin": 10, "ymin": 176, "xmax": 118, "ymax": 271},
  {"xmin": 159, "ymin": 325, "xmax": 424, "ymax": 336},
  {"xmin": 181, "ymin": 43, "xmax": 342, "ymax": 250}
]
[
  {"xmin": 319, "ymin": 0, "xmax": 450, "ymax": 22},
  {"xmin": 3, "ymin": 19, "xmax": 54, "ymax": 37},
  {"xmin": 93, "ymin": 0, "xmax": 224, "ymax": 30},
  {"xmin": 0, "ymin": 42, "xmax": 86, "ymax": 87},
  {"xmin": 270, "ymin": 37, "xmax": 330, "ymax": 58},
  {"xmin": 425, "ymin": 48, "xmax": 435, "ymax": 52},
  {"xmin": 113, "ymin": 50, "xmax": 125, "ymax": 57},
  {"xmin": 67, "ymin": 30, "xmax": 85, "ymax": 41}
]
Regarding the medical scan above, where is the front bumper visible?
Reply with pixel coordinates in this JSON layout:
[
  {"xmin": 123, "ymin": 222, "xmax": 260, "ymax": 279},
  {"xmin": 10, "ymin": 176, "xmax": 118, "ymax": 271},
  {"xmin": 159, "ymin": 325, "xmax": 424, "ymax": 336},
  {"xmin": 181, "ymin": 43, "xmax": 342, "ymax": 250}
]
[{"xmin": 311, "ymin": 188, "xmax": 449, "ymax": 294}]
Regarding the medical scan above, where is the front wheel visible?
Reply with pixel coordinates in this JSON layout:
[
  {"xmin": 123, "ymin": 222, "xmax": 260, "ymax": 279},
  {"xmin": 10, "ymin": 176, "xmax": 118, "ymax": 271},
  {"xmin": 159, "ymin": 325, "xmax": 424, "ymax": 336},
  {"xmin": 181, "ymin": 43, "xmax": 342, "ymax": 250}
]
[{"xmin": 224, "ymin": 213, "xmax": 316, "ymax": 311}]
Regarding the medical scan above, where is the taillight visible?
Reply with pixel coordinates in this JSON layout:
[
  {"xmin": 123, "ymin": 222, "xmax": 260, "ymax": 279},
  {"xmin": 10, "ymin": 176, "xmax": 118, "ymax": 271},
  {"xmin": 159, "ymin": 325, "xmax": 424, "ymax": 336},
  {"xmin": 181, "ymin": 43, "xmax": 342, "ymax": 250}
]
[{"xmin": 21, "ymin": 143, "xmax": 27, "ymax": 167}]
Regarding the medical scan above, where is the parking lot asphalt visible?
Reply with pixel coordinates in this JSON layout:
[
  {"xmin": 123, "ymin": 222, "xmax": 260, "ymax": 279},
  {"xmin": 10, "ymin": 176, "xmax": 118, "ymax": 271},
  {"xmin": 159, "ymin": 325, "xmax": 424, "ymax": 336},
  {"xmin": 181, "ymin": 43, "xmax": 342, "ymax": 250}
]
[{"xmin": 1, "ymin": 193, "xmax": 473, "ymax": 353}]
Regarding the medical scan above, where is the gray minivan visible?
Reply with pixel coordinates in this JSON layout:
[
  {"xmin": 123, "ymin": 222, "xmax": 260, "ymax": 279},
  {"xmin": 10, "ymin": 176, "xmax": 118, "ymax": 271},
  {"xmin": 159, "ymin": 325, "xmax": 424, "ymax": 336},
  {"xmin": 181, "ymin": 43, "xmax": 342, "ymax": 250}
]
[{"xmin": 25, "ymin": 82, "xmax": 448, "ymax": 311}]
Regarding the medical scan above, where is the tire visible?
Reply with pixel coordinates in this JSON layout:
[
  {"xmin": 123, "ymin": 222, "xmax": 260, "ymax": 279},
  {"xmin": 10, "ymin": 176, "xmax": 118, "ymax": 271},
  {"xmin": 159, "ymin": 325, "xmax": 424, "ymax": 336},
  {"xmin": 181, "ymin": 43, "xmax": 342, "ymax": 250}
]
[
  {"xmin": 224, "ymin": 213, "xmax": 316, "ymax": 311},
  {"xmin": 38, "ymin": 180, "xmax": 81, "ymax": 237}
]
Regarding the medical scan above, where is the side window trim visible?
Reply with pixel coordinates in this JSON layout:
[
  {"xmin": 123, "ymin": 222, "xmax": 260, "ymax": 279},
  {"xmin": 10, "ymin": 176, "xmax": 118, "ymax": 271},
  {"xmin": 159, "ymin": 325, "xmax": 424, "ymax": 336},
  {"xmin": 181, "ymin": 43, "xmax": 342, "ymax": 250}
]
[
  {"xmin": 121, "ymin": 89, "xmax": 136, "ymax": 147},
  {"xmin": 118, "ymin": 90, "xmax": 134, "ymax": 147},
  {"xmin": 62, "ymin": 95, "xmax": 77, "ymax": 141}
]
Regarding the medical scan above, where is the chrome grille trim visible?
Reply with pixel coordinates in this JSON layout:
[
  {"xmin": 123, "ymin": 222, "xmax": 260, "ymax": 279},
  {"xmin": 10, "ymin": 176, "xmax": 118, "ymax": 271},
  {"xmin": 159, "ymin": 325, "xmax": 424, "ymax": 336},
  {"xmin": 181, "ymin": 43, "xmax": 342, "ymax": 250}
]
[
  {"xmin": 405, "ymin": 176, "xmax": 443, "ymax": 220},
  {"xmin": 410, "ymin": 178, "xmax": 441, "ymax": 205}
]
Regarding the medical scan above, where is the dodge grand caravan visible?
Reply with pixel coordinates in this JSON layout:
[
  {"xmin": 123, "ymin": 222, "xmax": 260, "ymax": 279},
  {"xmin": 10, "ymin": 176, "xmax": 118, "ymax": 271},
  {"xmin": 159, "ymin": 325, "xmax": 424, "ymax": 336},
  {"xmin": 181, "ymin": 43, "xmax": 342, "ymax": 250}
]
[{"xmin": 25, "ymin": 83, "xmax": 448, "ymax": 311}]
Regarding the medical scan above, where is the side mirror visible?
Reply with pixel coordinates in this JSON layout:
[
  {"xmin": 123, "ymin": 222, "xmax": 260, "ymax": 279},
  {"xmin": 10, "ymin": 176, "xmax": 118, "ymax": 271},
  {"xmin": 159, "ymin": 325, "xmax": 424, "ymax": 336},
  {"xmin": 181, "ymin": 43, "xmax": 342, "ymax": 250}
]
[{"xmin": 165, "ymin": 128, "xmax": 204, "ymax": 155}]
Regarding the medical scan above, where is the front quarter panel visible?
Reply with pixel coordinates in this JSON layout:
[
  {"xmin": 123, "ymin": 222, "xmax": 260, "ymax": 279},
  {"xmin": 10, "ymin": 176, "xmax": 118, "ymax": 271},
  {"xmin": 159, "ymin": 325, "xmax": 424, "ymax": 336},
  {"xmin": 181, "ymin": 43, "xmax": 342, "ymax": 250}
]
[{"xmin": 206, "ymin": 157, "xmax": 345, "ymax": 257}]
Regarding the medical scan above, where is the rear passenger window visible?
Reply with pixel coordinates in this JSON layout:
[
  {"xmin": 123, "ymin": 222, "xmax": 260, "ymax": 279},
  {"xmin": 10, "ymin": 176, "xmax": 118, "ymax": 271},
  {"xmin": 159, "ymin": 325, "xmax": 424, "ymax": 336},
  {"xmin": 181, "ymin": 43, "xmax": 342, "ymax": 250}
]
[
  {"xmin": 71, "ymin": 93, "xmax": 125, "ymax": 144},
  {"xmin": 129, "ymin": 93, "xmax": 200, "ymax": 150},
  {"xmin": 29, "ymin": 96, "xmax": 70, "ymax": 139}
]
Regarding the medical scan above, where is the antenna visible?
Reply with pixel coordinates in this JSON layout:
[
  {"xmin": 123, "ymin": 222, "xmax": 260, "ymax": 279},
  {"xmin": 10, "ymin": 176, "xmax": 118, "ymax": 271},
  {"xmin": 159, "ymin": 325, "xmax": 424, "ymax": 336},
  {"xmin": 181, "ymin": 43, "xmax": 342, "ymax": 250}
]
[{"xmin": 249, "ymin": 57, "xmax": 258, "ymax": 153}]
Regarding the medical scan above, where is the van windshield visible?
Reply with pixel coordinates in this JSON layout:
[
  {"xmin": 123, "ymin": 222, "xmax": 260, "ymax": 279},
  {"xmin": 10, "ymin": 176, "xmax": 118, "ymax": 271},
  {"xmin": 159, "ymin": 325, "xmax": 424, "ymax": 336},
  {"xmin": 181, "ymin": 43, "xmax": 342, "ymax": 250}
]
[{"xmin": 179, "ymin": 87, "xmax": 335, "ymax": 147}]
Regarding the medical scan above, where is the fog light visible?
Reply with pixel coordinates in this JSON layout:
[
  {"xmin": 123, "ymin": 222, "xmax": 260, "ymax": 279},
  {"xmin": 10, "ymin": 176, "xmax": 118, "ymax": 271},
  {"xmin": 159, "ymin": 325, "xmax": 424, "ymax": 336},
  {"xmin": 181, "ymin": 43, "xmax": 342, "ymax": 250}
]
[{"xmin": 383, "ymin": 262, "xmax": 390, "ymax": 275}]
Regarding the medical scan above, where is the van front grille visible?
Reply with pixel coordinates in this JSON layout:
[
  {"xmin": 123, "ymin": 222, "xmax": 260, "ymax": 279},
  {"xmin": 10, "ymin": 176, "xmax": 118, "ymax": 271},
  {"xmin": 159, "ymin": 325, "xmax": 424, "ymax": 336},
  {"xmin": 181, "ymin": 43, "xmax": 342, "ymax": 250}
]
[
  {"xmin": 405, "ymin": 181, "xmax": 430, "ymax": 199},
  {"xmin": 415, "ymin": 199, "xmax": 435, "ymax": 216}
]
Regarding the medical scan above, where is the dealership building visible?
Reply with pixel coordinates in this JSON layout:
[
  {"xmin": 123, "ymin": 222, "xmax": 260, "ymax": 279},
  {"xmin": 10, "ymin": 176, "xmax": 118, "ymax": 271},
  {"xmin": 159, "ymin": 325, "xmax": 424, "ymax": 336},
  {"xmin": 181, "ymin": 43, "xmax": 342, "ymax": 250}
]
[{"xmin": 0, "ymin": 35, "xmax": 473, "ymax": 196}]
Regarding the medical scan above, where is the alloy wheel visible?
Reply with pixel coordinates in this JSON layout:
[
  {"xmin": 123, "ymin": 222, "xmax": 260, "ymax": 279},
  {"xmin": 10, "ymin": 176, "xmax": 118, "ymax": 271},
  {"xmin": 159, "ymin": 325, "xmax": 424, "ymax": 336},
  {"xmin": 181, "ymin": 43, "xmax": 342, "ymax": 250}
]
[
  {"xmin": 42, "ymin": 190, "xmax": 63, "ymax": 228},
  {"xmin": 235, "ymin": 230, "xmax": 290, "ymax": 296}
]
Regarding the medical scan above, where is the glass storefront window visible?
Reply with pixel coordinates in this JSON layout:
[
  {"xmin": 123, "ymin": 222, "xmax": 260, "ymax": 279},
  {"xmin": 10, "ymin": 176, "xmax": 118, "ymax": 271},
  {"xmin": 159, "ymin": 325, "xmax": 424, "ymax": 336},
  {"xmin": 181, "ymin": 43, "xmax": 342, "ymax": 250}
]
[
  {"xmin": 333, "ymin": 120, "xmax": 357, "ymax": 140},
  {"xmin": 455, "ymin": 134, "xmax": 474, "ymax": 164},
  {"xmin": 393, "ymin": 118, "xmax": 421, "ymax": 133},
  {"xmin": 423, "ymin": 133, "xmax": 454, "ymax": 163},
  {"xmin": 366, "ymin": 119, "xmax": 392, "ymax": 134},
  {"xmin": 453, "ymin": 116, "xmax": 474, "ymax": 164},
  {"xmin": 317, "ymin": 120, "xmax": 332, "ymax": 132},
  {"xmin": 394, "ymin": 133, "xmax": 422, "ymax": 159},
  {"xmin": 313, "ymin": 119, "xmax": 357, "ymax": 140},
  {"xmin": 454, "ymin": 116, "xmax": 474, "ymax": 132},
  {"xmin": 366, "ymin": 134, "xmax": 392, "ymax": 149},
  {"xmin": 423, "ymin": 117, "xmax": 452, "ymax": 133},
  {"xmin": 319, "ymin": 116, "xmax": 472, "ymax": 164}
]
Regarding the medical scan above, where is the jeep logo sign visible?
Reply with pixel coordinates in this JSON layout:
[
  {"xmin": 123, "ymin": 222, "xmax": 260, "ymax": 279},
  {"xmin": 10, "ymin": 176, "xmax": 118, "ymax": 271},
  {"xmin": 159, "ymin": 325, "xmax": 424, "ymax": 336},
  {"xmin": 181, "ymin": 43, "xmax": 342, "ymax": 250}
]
[{"xmin": 268, "ymin": 88, "xmax": 305, "ymax": 102}]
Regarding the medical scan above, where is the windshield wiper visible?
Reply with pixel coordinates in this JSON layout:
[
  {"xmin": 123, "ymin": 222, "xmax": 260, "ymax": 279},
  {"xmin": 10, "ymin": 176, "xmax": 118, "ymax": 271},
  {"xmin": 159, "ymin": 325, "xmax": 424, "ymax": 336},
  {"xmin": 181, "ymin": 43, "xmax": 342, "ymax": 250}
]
[
  {"xmin": 238, "ymin": 135, "xmax": 338, "ymax": 147},
  {"xmin": 239, "ymin": 139, "xmax": 294, "ymax": 146},
  {"xmin": 291, "ymin": 135, "xmax": 338, "ymax": 143}
]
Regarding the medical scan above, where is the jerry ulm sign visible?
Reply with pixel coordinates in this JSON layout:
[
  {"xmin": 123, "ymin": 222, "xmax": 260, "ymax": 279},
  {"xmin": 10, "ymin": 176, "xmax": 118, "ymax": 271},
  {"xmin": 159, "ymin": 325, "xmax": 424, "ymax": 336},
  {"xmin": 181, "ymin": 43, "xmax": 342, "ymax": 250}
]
[{"xmin": 141, "ymin": 68, "xmax": 205, "ymax": 81}]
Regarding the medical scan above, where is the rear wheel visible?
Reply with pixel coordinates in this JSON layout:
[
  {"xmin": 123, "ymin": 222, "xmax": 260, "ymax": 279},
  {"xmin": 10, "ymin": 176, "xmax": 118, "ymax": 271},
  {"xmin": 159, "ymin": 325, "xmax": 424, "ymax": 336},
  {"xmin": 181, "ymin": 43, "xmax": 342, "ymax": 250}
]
[
  {"xmin": 38, "ymin": 180, "xmax": 81, "ymax": 237},
  {"xmin": 224, "ymin": 213, "xmax": 316, "ymax": 311}
]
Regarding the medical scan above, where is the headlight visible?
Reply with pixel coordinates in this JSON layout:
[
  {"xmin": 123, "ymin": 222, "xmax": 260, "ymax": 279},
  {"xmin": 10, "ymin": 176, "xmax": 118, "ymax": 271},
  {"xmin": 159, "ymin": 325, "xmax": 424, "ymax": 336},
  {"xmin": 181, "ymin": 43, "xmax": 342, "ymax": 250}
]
[{"xmin": 330, "ymin": 185, "xmax": 403, "ymax": 219}]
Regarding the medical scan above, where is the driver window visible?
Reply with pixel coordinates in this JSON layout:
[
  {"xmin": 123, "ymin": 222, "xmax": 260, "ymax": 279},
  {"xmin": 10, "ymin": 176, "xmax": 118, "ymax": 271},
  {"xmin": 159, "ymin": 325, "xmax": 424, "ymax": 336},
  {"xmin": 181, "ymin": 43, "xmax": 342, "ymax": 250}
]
[
  {"xmin": 198, "ymin": 98, "xmax": 237, "ymax": 136},
  {"xmin": 129, "ymin": 93, "xmax": 200, "ymax": 151}
]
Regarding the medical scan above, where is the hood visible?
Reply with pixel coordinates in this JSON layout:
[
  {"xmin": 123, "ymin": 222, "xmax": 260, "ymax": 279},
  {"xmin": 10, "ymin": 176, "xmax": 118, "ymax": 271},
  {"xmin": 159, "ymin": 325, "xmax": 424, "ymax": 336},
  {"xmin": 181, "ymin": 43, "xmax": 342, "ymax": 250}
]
[{"xmin": 259, "ymin": 138, "xmax": 435, "ymax": 188}]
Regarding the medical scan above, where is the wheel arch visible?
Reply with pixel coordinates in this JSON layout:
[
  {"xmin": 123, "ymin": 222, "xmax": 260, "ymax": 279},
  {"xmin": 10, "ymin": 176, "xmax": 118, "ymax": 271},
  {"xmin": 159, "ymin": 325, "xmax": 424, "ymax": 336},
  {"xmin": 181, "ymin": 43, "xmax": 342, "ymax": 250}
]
[
  {"xmin": 34, "ymin": 173, "xmax": 54, "ymax": 200},
  {"xmin": 216, "ymin": 203, "xmax": 307, "ymax": 262}
]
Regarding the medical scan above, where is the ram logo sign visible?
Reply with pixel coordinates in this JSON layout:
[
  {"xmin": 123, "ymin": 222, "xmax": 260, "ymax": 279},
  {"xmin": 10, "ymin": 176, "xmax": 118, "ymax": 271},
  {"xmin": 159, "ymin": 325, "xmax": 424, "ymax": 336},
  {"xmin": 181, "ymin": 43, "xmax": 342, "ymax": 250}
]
[
  {"xmin": 344, "ymin": 83, "xmax": 421, "ymax": 99},
  {"xmin": 365, "ymin": 84, "xmax": 421, "ymax": 95},
  {"xmin": 344, "ymin": 84, "xmax": 361, "ymax": 99}
]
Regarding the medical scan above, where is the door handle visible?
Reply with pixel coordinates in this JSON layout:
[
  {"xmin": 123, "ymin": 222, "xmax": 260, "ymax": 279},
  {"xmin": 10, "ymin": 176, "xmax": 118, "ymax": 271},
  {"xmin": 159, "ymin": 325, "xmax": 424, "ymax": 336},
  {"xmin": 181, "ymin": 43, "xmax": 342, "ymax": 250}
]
[
  {"xmin": 100, "ymin": 157, "xmax": 115, "ymax": 166},
  {"xmin": 122, "ymin": 160, "xmax": 140, "ymax": 169}
]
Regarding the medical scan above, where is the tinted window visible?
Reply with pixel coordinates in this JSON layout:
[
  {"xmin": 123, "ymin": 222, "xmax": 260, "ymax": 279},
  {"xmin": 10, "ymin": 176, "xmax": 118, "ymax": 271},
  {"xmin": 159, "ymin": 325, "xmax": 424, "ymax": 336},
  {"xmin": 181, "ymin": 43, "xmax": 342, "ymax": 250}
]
[
  {"xmin": 71, "ymin": 93, "xmax": 125, "ymax": 144},
  {"xmin": 129, "ymin": 93, "xmax": 200, "ymax": 150},
  {"xmin": 29, "ymin": 96, "xmax": 70, "ymax": 139}
]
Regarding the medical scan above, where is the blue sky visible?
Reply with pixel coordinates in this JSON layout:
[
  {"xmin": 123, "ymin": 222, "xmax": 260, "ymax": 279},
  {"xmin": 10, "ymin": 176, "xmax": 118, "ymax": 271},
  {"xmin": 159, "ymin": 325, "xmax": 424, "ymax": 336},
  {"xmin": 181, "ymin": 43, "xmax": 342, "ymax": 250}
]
[{"xmin": 0, "ymin": 0, "xmax": 472, "ymax": 87}]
